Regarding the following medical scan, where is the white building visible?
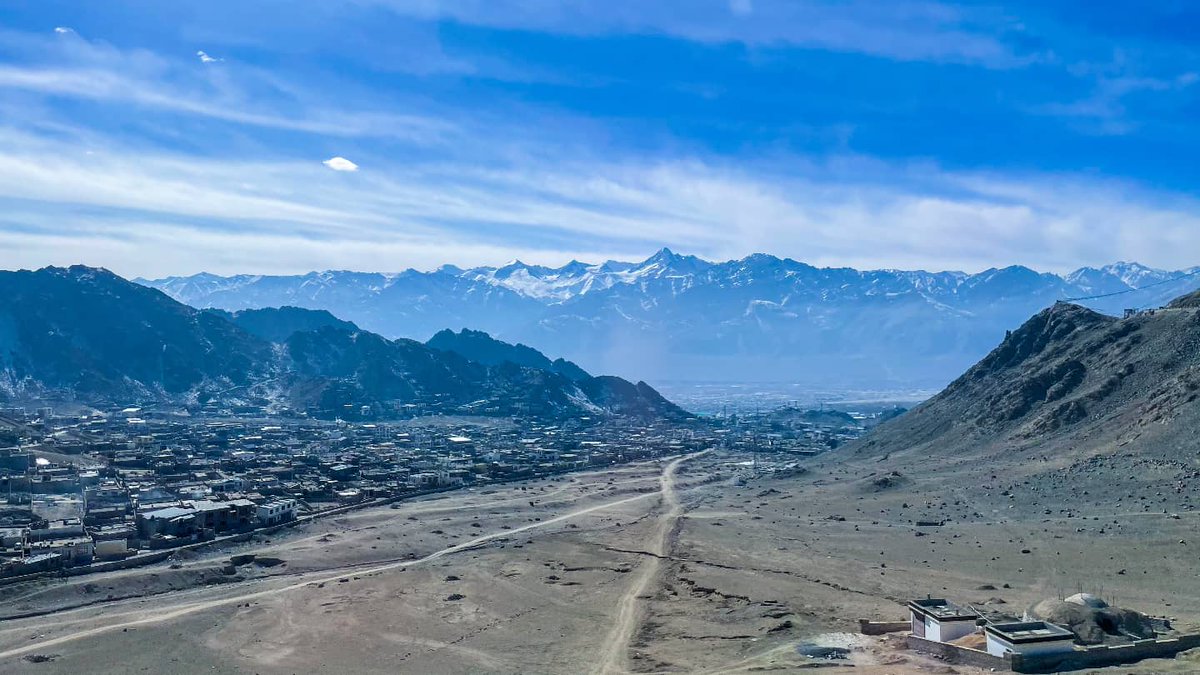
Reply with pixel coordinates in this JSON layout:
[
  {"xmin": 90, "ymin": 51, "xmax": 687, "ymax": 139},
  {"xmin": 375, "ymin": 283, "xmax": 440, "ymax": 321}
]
[
  {"xmin": 257, "ymin": 499, "xmax": 298, "ymax": 526},
  {"xmin": 908, "ymin": 597, "xmax": 980, "ymax": 643},
  {"xmin": 984, "ymin": 621, "xmax": 1076, "ymax": 658}
]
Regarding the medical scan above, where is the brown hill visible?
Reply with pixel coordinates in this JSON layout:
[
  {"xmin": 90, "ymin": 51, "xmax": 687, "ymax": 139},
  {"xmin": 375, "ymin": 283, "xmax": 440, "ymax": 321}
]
[
  {"xmin": 834, "ymin": 297, "xmax": 1200, "ymax": 517},
  {"xmin": 855, "ymin": 301, "xmax": 1200, "ymax": 460}
]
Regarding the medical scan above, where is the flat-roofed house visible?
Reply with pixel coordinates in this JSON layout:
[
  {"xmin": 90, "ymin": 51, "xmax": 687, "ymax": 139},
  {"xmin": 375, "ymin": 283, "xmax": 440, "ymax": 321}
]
[
  {"xmin": 908, "ymin": 597, "xmax": 980, "ymax": 643},
  {"xmin": 984, "ymin": 621, "xmax": 1076, "ymax": 658},
  {"xmin": 137, "ymin": 506, "xmax": 197, "ymax": 539},
  {"xmin": 256, "ymin": 499, "xmax": 297, "ymax": 526}
]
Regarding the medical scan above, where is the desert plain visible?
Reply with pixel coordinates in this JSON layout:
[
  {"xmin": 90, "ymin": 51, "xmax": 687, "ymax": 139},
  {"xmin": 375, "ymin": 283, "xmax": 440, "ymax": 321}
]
[{"xmin": 0, "ymin": 448, "xmax": 1198, "ymax": 674}]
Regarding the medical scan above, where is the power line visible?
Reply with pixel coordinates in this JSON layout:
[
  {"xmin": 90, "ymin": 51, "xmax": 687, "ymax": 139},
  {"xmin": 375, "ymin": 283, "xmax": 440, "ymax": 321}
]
[{"xmin": 1063, "ymin": 268, "xmax": 1200, "ymax": 303}]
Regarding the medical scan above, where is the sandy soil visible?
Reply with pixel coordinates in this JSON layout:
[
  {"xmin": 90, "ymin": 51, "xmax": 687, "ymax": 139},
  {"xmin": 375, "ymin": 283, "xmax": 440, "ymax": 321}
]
[{"xmin": 0, "ymin": 451, "xmax": 1195, "ymax": 674}]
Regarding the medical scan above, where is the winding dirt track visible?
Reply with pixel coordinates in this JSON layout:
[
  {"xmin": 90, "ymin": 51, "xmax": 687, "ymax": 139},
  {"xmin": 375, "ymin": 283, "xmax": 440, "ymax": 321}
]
[
  {"xmin": 0, "ymin": 478, "xmax": 669, "ymax": 661},
  {"xmin": 591, "ymin": 450, "xmax": 708, "ymax": 675}
]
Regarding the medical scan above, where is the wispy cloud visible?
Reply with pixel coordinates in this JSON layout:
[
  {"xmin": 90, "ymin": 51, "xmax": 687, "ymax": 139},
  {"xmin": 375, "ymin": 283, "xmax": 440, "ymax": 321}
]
[
  {"xmin": 0, "ymin": 31, "xmax": 455, "ymax": 143},
  {"xmin": 0, "ymin": 64, "xmax": 453, "ymax": 141},
  {"xmin": 1034, "ymin": 71, "xmax": 1200, "ymax": 135},
  {"xmin": 366, "ymin": 0, "xmax": 1035, "ymax": 67},
  {"xmin": 196, "ymin": 50, "xmax": 222, "ymax": 64},
  {"xmin": 2, "ymin": 6, "xmax": 1200, "ymax": 280},
  {"xmin": 4, "ymin": 122, "xmax": 1200, "ymax": 277}
]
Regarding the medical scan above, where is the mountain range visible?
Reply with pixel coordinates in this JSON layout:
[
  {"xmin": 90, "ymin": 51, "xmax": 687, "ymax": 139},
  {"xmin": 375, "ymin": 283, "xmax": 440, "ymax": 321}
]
[
  {"xmin": 0, "ymin": 266, "xmax": 687, "ymax": 421},
  {"xmin": 139, "ymin": 250, "xmax": 1200, "ymax": 390}
]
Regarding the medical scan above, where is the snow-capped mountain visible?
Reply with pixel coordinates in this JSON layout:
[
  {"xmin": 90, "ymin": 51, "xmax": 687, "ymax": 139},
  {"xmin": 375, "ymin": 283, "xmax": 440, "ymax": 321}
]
[
  {"xmin": 461, "ymin": 248, "xmax": 713, "ymax": 301},
  {"xmin": 138, "ymin": 250, "xmax": 1200, "ymax": 389}
]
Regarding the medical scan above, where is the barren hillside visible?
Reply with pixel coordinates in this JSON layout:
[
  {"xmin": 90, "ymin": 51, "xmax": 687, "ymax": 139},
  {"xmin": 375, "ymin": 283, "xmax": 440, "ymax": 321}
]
[{"xmin": 852, "ymin": 300, "xmax": 1200, "ymax": 474}]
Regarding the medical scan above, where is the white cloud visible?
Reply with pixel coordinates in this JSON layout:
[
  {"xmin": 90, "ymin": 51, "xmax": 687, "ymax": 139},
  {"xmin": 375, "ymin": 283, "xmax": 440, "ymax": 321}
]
[
  {"xmin": 0, "ymin": 130, "xmax": 379, "ymax": 233},
  {"xmin": 0, "ymin": 219, "xmax": 619, "ymax": 279},
  {"xmin": 323, "ymin": 156, "xmax": 359, "ymax": 172},
  {"xmin": 4, "ymin": 123, "xmax": 1200, "ymax": 277},
  {"xmin": 0, "ymin": 26, "xmax": 1196, "ymax": 278},
  {"xmin": 196, "ymin": 50, "xmax": 221, "ymax": 64},
  {"xmin": 53, "ymin": 27, "xmax": 73, "ymax": 35}
]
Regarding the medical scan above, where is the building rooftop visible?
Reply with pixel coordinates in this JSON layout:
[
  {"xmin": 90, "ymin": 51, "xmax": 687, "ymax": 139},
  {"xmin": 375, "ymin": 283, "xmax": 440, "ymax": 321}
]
[
  {"xmin": 909, "ymin": 597, "xmax": 979, "ymax": 621},
  {"xmin": 985, "ymin": 621, "xmax": 1076, "ymax": 644},
  {"xmin": 141, "ymin": 507, "xmax": 194, "ymax": 521}
]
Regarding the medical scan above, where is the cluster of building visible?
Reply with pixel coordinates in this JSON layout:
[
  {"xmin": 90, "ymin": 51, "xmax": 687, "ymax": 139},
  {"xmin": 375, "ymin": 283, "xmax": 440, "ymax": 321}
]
[
  {"xmin": 909, "ymin": 597, "xmax": 1079, "ymax": 659},
  {"xmin": 0, "ymin": 397, "xmax": 869, "ymax": 579},
  {"xmin": 902, "ymin": 593, "xmax": 1199, "ymax": 672},
  {"xmin": 0, "ymin": 405, "xmax": 720, "ymax": 578},
  {"xmin": 722, "ymin": 404, "xmax": 894, "ymax": 455}
]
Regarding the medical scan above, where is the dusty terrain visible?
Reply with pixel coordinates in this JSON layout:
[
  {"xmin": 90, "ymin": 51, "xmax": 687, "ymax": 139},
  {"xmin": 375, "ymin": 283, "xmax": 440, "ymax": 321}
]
[{"xmin": 1, "ymin": 451, "xmax": 1197, "ymax": 674}]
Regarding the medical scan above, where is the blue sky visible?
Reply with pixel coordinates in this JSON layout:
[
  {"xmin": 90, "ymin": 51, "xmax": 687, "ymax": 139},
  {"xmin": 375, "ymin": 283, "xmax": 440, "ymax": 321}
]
[{"xmin": 1, "ymin": 1, "xmax": 1199, "ymax": 277}]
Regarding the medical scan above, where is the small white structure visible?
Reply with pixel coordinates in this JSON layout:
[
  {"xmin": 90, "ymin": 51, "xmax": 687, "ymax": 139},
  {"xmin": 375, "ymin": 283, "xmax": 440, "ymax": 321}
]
[
  {"xmin": 984, "ymin": 621, "xmax": 1076, "ymax": 658},
  {"xmin": 908, "ymin": 597, "xmax": 979, "ymax": 643}
]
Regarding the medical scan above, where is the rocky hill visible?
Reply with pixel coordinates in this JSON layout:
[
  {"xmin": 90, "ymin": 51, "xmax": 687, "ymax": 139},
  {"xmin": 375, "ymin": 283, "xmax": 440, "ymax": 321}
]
[
  {"xmin": 836, "ymin": 297, "xmax": 1200, "ymax": 518},
  {"xmin": 855, "ymin": 300, "xmax": 1200, "ymax": 460},
  {"xmin": 427, "ymin": 328, "xmax": 590, "ymax": 381},
  {"xmin": 0, "ymin": 267, "xmax": 688, "ymax": 421},
  {"xmin": 209, "ymin": 306, "xmax": 360, "ymax": 343},
  {"xmin": 1168, "ymin": 289, "xmax": 1200, "ymax": 309},
  {"xmin": 283, "ymin": 327, "xmax": 684, "ymax": 420},
  {"xmin": 0, "ymin": 266, "xmax": 270, "ymax": 399}
]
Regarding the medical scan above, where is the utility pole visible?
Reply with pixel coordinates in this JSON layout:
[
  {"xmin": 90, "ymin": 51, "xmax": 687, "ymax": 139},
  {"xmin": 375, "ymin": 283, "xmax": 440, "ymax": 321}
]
[{"xmin": 752, "ymin": 433, "xmax": 759, "ymax": 476}]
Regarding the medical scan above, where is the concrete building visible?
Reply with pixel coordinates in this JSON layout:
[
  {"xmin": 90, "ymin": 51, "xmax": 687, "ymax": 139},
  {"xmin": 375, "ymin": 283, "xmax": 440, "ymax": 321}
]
[
  {"xmin": 257, "ymin": 499, "xmax": 297, "ymax": 526},
  {"xmin": 984, "ymin": 621, "xmax": 1077, "ymax": 658},
  {"xmin": 137, "ymin": 506, "xmax": 197, "ymax": 539},
  {"xmin": 908, "ymin": 597, "xmax": 980, "ymax": 643},
  {"xmin": 28, "ymin": 536, "xmax": 94, "ymax": 566}
]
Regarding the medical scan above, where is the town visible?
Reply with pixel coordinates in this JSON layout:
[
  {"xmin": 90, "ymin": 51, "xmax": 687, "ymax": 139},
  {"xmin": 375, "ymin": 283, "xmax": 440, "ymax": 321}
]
[{"xmin": 0, "ymin": 402, "xmax": 876, "ymax": 580}]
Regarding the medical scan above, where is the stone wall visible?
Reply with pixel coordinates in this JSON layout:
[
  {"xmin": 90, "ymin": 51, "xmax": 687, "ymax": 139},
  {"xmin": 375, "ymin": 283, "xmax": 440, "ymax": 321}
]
[
  {"xmin": 906, "ymin": 635, "xmax": 1010, "ymax": 670},
  {"xmin": 1012, "ymin": 634, "xmax": 1200, "ymax": 673},
  {"xmin": 859, "ymin": 619, "xmax": 910, "ymax": 635},
  {"xmin": 907, "ymin": 632, "xmax": 1200, "ymax": 673}
]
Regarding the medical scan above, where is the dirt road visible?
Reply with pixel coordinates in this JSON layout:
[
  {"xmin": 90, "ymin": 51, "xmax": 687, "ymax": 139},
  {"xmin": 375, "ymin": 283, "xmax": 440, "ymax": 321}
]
[
  {"xmin": 9, "ymin": 449, "xmax": 1171, "ymax": 674},
  {"xmin": 0, "ymin": 469, "xmax": 674, "ymax": 662},
  {"xmin": 591, "ymin": 450, "xmax": 707, "ymax": 675}
]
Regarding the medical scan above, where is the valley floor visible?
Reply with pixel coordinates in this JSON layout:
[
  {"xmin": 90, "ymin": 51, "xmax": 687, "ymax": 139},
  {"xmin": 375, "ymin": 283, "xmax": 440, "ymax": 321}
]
[{"xmin": 0, "ymin": 451, "xmax": 1197, "ymax": 674}]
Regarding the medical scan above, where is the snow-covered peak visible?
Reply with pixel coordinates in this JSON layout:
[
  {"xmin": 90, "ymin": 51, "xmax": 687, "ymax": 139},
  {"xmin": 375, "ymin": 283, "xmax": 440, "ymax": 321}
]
[
  {"xmin": 472, "ymin": 259, "xmax": 606, "ymax": 302},
  {"xmin": 1065, "ymin": 262, "xmax": 1170, "ymax": 293},
  {"xmin": 1099, "ymin": 261, "xmax": 1168, "ymax": 288},
  {"xmin": 140, "ymin": 254, "xmax": 1200, "ymax": 319},
  {"xmin": 464, "ymin": 250, "xmax": 715, "ymax": 302},
  {"xmin": 632, "ymin": 247, "xmax": 712, "ymax": 277}
]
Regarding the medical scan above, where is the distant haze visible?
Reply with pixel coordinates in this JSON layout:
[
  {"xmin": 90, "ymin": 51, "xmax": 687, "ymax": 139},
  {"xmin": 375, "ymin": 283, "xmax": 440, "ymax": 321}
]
[{"xmin": 140, "ymin": 250, "xmax": 1200, "ymax": 392}]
